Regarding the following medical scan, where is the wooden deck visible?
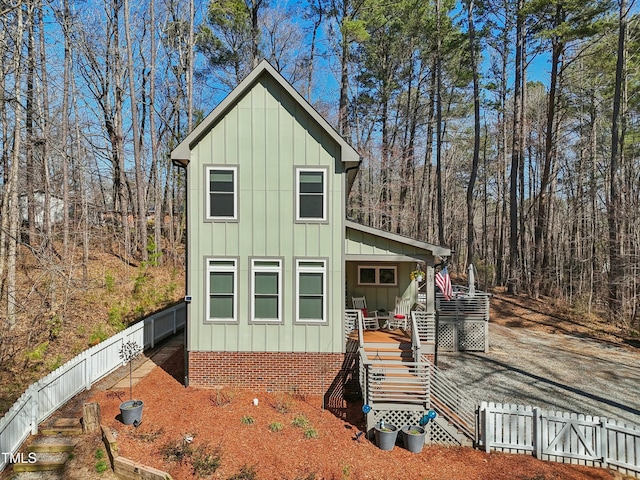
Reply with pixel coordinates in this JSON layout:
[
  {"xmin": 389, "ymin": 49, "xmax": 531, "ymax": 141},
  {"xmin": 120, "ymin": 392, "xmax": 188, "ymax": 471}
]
[{"xmin": 348, "ymin": 328, "xmax": 411, "ymax": 344}]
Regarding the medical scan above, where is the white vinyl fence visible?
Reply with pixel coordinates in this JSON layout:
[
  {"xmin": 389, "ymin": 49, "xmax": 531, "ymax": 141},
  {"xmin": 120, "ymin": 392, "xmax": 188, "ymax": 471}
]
[
  {"xmin": 479, "ymin": 401, "xmax": 640, "ymax": 478},
  {"xmin": 0, "ymin": 302, "xmax": 185, "ymax": 472}
]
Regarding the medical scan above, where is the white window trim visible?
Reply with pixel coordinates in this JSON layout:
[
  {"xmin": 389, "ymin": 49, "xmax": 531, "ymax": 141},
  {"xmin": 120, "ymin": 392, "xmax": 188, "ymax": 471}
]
[
  {"xmin": 295, "ymin": 259, "xmax": 327, "ymax": 324},
  {"xmin": 206, "ymin": 258, "xmax": 237, "ymax": 323},
  {"xmin": 206, "ymin": 165, "xmax": 238, "ymax": 221},
  {"xmin": 250, "ymin": 259, "xmax": 283, "ymax": 324},
  {"xmin": 295, "ymin": 167, "xmax": 327, "ymax": 222},
  {"xmin": 357, "ymin": 265, "xmax": 398, "ymax": 286}
]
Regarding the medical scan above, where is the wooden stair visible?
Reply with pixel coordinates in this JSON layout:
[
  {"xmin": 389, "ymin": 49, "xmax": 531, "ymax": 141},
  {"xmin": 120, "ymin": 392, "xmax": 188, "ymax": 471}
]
[
  {"xmin": 361, "ymin": 332, "xmax": 474, "ymax": 447},
  {"xmin": 12, "ymin": 418, "xmax": 79, "ymax": 477}
]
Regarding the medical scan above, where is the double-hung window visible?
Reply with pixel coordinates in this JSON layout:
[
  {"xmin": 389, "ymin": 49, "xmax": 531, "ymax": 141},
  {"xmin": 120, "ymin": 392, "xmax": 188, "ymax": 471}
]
[
  {"xmin": 296, "ymin": 259, "xmax": 326, "ymax": 323},
  {"xmin": 206, "ymin": 259, "xmax": 237, "ymax": 322},
  {"xmin": 296, "ymin": 168, "xmax": 326, "ymax": 221},
  {"xmin": 206, "ymin": 166, "xmax": 237, "ymax": 220},
  {"xmin": 251, "ymin": 259, "xmax": 282, "ymax": 323}
]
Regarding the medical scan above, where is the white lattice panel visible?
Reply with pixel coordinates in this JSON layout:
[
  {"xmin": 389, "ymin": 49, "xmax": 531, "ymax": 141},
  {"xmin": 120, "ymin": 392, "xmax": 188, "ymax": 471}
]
[
  {"xmin": 438, "ymin": 320, "xmax": 487, "ymax": 352},
  {"xmin": 459, "ymin": 321, "xmax": 486, "ymax": 351},
  {"xmin": 438, "ymin": 322, "xmax": 456, "ymax": 351},
  {"xmin": 367, "ymin": 409, "xmax": 467, "ymax": 446},
  {"xmin": 427, "ymin": 418, "xmax": 465, "ymax": 446}
]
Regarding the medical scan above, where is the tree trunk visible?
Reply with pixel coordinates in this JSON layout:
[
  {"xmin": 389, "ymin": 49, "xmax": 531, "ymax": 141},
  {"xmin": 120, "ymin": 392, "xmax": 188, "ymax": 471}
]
[
  {"xmin": 465, "ymin": 0, "xmax": 480, "ymax": 266},
  {"xmin": 61, "ymin": 0, "xmax": 71, "ymax": 259},
  {"xmin": 608, "ymin": 0, "xmax": 626, "ymax": 318},
  {"xmin": 508, "ymin": 0, "xmax": 524, "ymax": 295},
  {"xmin": 124, "ymin": 0, "xmax": 148, "ymax": 261},
  {"xmin": 5, "ymin": 5, "xmax": 25, "ymax": 330}
]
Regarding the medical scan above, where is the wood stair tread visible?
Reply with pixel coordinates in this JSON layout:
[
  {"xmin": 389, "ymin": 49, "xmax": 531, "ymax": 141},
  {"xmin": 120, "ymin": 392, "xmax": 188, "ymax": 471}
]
[
  {"xmin": 27, "ymin": 443, "xmax": 75, "ymax": 453},
  {"xmin": 40, "ymin": 427, "xmax": 83, "ymax": 436},
  {"xmin": 12, "ymin": 459, "xmax": 67, "ymax": 472}
]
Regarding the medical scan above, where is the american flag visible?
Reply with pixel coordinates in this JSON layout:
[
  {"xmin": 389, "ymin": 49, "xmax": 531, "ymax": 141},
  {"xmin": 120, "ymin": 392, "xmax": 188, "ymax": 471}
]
[{"xmin": 436, "ymin": 266, "xmax": 453, "ymax": 300}]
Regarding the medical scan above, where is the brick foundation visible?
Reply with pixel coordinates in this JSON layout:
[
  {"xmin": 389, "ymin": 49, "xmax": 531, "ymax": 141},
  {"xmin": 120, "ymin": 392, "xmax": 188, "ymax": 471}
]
[{"xmin": 188, "ymin": 351, "xmax": 346, "ymax": 396}]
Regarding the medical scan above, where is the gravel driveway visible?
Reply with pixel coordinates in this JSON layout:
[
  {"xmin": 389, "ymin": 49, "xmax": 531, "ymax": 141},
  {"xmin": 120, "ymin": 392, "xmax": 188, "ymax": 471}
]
[{"xmin": 437, "ymin": 323, "xmax": 640, "ymax": 426}]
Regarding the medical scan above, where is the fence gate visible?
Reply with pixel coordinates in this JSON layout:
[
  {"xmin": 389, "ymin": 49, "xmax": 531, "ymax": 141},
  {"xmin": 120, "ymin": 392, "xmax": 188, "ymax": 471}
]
[{"xmin": 539, "ymin": 412, "xmax": 601, "ymax": 463}]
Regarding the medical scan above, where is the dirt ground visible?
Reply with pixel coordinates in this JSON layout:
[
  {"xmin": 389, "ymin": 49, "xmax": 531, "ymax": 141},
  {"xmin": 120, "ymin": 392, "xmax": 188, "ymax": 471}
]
[{"xmin": 84, "ymin": 345, "xmax": 628, "ymax": 480}]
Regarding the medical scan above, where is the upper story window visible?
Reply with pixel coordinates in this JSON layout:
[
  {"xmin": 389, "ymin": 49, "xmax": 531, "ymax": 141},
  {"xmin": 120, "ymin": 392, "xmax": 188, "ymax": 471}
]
[
  {"xmin": 206, "ymin": 166, "xmax": 237, "ymax": 220},
  {"xmin": 296, "ymin": 168, "xmax": 326, "ymax": 222}
]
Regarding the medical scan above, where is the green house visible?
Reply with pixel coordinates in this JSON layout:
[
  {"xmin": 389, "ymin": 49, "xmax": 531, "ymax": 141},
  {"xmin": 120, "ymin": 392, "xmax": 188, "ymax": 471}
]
[{"xmin": 171, "ymin": 60, "xmax": 450, "ymax": 395}]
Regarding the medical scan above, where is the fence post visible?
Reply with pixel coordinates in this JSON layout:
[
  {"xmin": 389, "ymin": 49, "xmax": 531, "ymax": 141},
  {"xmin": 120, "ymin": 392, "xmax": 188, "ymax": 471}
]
[
  {"xmin": 30, "ymin": 385, "xmax": 39, "ymax": 435},
  {"xmin": 533, "ymin": 406, "xmax": 541, "ymax": 458},
  {"xmin": 481, "ymin": 402, "xmax": 491, "ymax": 453},
  {"xmin": 84, "ymin": 351, "xmax": 92, "ymax": 391},
  {"xmin": 150, "ymin": 317, "xmax": 155, "ymax": 349},
  {"xmin": 600, "ymin": 418, "xmax": 608, "ymax": 467}
]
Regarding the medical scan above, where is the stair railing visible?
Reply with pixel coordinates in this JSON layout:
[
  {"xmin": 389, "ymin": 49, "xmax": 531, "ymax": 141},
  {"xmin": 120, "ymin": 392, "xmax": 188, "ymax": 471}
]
[
  {"xmin": 365, "ymin": 360, "xmax": 430, "ymax": 407},
  {"xmin": 423, "ymin": 354, "xmax": 476, "ymax": 441},
  {"xmin": 411, "ymin": 311, "xmax": 436, "ymax": 344},
  {"xmin": 409, "ymin": 312, "xmax": 422, "ymax": 362}
]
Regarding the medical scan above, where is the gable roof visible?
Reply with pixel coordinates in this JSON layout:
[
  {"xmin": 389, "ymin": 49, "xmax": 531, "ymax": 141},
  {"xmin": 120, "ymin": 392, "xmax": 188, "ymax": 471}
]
[
  {"xmin": 171, "ymin": 60, "xmax": 361, "ymax": 168},
  {"xmin": 345, "ymin": 220, "xmax": 451, "ymax": 258}
]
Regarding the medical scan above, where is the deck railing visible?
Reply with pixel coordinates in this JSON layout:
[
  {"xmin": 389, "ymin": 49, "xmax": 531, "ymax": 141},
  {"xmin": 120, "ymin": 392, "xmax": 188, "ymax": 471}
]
[{"xmin": 0, "ymin": 303, "xmax": 186, "ymax": 473}]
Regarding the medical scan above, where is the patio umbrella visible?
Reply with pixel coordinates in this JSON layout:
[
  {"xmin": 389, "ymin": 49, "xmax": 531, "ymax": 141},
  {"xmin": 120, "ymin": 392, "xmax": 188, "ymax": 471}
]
[{"xmin": 468, "ymin": 263, "xmax": 476, "ymax": 296}]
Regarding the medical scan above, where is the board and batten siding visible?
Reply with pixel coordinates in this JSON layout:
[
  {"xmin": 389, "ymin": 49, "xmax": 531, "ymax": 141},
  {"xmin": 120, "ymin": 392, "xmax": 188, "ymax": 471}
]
[
  {"xmin": 345, "ymin": 226, "xmax": 436, "ymax": 312},
  {"xmin": 187, "ymin": 74, "xmax": 345, "ymax": 355}
]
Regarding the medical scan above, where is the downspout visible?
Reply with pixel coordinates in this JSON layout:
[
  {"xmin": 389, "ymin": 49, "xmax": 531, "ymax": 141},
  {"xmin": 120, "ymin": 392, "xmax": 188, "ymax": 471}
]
[
  {"xmin": 343, "ymin": 162, "xmax": 361, "ymax": 352},
  {"xmin": 172, "ymin": 157, "xmax": 189, "ymax": 386}
]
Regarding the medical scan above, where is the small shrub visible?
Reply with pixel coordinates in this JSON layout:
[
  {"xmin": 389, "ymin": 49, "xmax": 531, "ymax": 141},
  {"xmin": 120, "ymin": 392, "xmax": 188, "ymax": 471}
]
[
  {"xmin": 161, "ymin": 438, "xmax": 194, "ymax": 464},
  {"xmin": 191, "ymin": 444, "xmax": 222, "ymax": 477},
  {"xmin": 133, "ymin": 268, "xmax": 150, "ymax": 297},
  {"xmin": 210, "ymin": 388, "xmax": 235, "ymax": 407},
  {"xmin": 108, "ymin": 303, "xmax": 128, "ymax": 331},
  {"xmin": 133, "ymin": 427, "xmax": 165, "ymax": 442},
  {"xmin": 270, "ymin": 392, "xmax": 294, "ymax": 414},
  {"xmin": 95, "ymin": 459, "xmax": 108, "ymax": 473},
  {"xmin": 95, "ymin": 449, "xmax": 105, "ymax": 460},
  {"xmin": 291, "ymin": 414, "xmax": 309, "ymax": 428},
  {"xmin": 240, "ymin": 415, "xmax": 255, "ymax": 425},
  {"xmin": 268, "ymin": 422, "xmax": 283, "ymax": 432},
  {"xmin": 105, "ymin": 271, "xmax": 115, "ymax": 292},
  {"xmin": 227, "ymin": 465, "xmax": 258, "ymax": 480},
  {"xmin": 292, "ymin": 474, "xmax": 317, "ymax": 480},
  {"xmin": 89, "ymin": 326, "xmax": 108, "ymax": 346},
  {"xmin": 48, "ymin": 355, "xmax": 63, "ymax": 370},
  {"xmin": 304, "ymin": 427, "xmax": 318, "ymax": 439},
  {"xmin": 25, "ymin": 342, "xmax": 49, "ymax": 364},
  {"xmin": 48, "ymin": 314, "xmax": 63, "ymax": 340}
]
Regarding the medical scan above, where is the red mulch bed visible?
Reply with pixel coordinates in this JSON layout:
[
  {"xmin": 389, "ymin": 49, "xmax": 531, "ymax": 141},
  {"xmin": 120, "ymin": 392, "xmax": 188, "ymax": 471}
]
[{"xmin": 90, "ymin": 348, "xmax": 620, "ymax": 480}]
